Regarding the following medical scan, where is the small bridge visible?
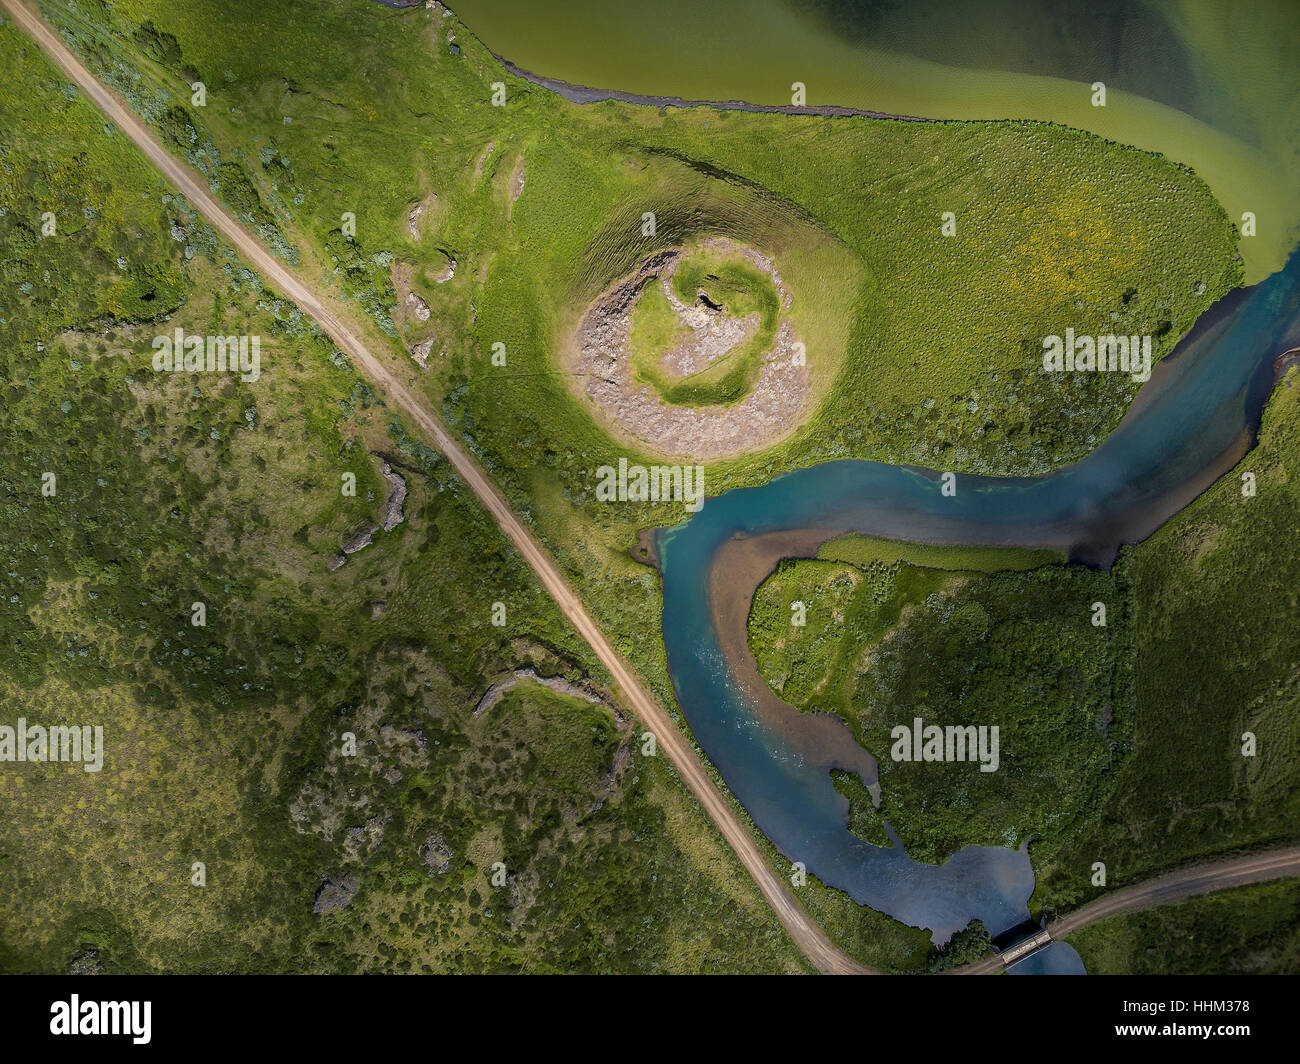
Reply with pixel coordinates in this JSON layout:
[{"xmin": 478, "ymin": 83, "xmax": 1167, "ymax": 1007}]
[{"xmin": 998, "ymin": 928, "xmax": 1053, "ymax": 968}]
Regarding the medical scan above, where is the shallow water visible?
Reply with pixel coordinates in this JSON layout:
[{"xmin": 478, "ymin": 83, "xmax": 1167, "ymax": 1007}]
[{"xmin": 450, "ymin": 0, "xmax": 1300, "ymax": 280}]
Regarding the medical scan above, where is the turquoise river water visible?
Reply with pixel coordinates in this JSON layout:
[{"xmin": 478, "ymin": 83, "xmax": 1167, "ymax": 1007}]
[{"xmin": 654, "ymin": 246, "xmax": 1300, "ymax": 973}]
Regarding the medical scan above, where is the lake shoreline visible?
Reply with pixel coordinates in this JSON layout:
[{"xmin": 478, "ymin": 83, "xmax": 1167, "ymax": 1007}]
[{"xmin": 495, "ymin": 55, "xmax": 943, "ymax": 124}]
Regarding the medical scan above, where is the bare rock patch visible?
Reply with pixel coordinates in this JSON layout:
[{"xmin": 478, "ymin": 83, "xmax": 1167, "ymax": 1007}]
[{"xmin": 571, "ymin": 241, "xmax": 810, "ymax": 460}]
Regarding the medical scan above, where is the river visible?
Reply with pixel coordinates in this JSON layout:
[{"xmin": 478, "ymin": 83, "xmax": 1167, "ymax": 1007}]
[{"xmin": 653, "ymin": 246, "xmax": 1300, "ymax": 971}]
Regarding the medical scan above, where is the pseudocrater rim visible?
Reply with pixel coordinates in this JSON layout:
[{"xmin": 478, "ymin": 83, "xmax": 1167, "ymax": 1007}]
[{"xmin": 565, "ymin": 234, "xmax": 856, "ymax": 460}]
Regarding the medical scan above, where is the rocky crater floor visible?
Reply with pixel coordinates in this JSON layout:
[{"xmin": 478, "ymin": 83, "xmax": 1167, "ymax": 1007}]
[{"xmin": 572, "ymin": 238, "xmax": 810, "ymax": 460}]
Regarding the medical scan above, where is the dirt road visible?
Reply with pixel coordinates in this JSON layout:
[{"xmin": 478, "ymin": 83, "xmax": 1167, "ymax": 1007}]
[
  {"xmin": 0, "ymin": 0, "xmax": 875, "ymax": 975},
  {"xmin": 953, "ymin": 846, "xmax": 1300, "ymax": 974},
  {"xmin": 17, "ymin": 0, "xmax": 1299, "ymax": 979}
]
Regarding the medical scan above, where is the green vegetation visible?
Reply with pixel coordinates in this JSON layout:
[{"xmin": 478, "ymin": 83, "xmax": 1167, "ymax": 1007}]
[
  {"xmin": 27, "ymin": 6, "xmax": 1237, "ymax": 878},
  {"xmin": 818, "ymin": 533, "xmax": 1064, "ymax": 573},
  {"xmin": 627, "ymin": 281, "xmax": 687, "ymax": 385},
  {"xmin": 0, "ymin": 19, "xmax": 805, "ymax": 973},
  {"xmin": 749, "ymin": 554, "xmax": 1132, "ymax": 867},
  {"xmin": 627, "ymin": 244, "xmax": 782, "ymax": 407},
  {"xmin": 1036, "ymin": 372, "xmax": 1300, "ymax": 915},
  {"xmin": 29, "ymin": 0, "xmax": 1239, "ymax": 764},
  {"xmin": 1069, "ymin": 880, "xmax": 1300, "ymax": 974},
  {"xmin": 747, "ymin": 558, "xmax": 957, "ymax": 713},
  {"xmin": 856, "ymin": 564, "xmax": 1132, "ymax": 866},
  {"xmin": 831, "ymin": 770, "xmax": 890, "ymax": 848},
  {"xmin": 933, "ymin": 919, "xmax": 993, "ymax": 970},
  {"xmin": 9, "ymin": 0, "xmax": 1277, "ymax": 974},
  {"xmin": 747, "ymin": 374, "xmax": 1300, "ymax": 943},
  {"xmin": 0, "ymin": 27, "xmax": 187, "ymax": 333}
]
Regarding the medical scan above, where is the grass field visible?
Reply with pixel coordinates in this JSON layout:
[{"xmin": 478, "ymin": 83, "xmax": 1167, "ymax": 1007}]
[
  {"xmin": 817, "ymin": 533, "xmax": 1065, "ymax": 573},
  {"xmin": 1069, "ymin": 879, "xmax": 1300, "ymax": 974},
  {"xmin": 626, "ymin": 242, "xmax": 782, "ymax": 407},
  {"xmin": 1035, "ymin": 371, "xmax": 1300, "ymax": 918},
  {"xmin": 5, "ymin": 0, "xmax": 1273, "ymax": 972},
  {"xmin": 0, "ymin": 18, "xmax": 807, "ymax": 972},
  {"xmin": 748, "ymin": 553, "xmax": 1132, "ymax": 867},
  {"xmin": 745, "ymin": 374, "xmax": 1300, "ymax": 960}
]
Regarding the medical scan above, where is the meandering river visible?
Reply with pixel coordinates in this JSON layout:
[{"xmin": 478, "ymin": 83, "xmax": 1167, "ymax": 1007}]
[{"xmin": 653, "ymin": 246, "xmax": 1300, "ymax": 972}]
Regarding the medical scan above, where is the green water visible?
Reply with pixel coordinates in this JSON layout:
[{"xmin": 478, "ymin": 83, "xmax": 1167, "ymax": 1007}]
[{"xmin": 450, "ymin": 0, "xmax": 1300, "ymax": 283}]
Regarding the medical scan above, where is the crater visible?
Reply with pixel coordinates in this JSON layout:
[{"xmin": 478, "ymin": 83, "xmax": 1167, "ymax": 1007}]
[{"xmin": 568, "ymin": 236, "xmax": 812, "ymax": 460}]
